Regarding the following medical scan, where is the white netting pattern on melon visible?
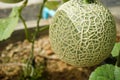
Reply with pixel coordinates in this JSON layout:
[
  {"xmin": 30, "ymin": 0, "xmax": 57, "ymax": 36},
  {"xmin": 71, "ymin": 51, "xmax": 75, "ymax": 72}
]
[{"xmin": 49, "ymin": 1, "xmax": 116, "ymax": 67}]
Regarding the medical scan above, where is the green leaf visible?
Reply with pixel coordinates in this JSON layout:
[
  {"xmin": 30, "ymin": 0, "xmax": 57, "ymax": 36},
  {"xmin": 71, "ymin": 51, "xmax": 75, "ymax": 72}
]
[
  {"xmin": 114, "ymin": 66, "xmax": 120, "ymax": 80},
  {"xmin": 111, "ymin": 42, "xmax": 120, "ymax": 57},
  {"xmin": 45, "ymin": 1, "xmax": 60, "ymax": 10},
  {"xmin": 0, "ymin": 7, "xmax": 20, "ymax": 41},
  {"xmin": 89, "ymin": 64, "xmax": 120, "ymax": 80},
  {"xmin": 9, "ymin": 7, "xmax": 20, "ymax": 17}
]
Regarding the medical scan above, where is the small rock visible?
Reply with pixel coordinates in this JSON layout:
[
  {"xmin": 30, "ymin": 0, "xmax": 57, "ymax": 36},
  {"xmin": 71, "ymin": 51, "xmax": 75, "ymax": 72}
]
[
  {"xmin": 1, "ymin": 53, "xmax": 5, "ymax": 57},
  {"xmin": 6, "ymin": 44, "xmax": 13, "ymax": 51},
  {"xmin": 35, "ymin": 55, "xmax": 44, "ymax": 63},
  {"xmin": 43, "ymin": 44, "xmax": 51, "ymax": 50},
  {"xmin": 46, "ymin": 49, "xmax": 53, "ymax": 55},
  {"xmin": 42, "ymin": 40, "xmax": 49, "ymax": 48},
  {"xmin": 8, "ymin": 51, "xmax": 14, "ymax": 57}
]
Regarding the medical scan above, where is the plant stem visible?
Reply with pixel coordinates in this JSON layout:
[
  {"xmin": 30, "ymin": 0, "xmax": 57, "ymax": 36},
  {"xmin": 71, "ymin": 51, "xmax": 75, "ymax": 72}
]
[
  {"xmin": 116, "ymin": 52, "xmax": 120, "ymax": 67},
  {"xmin": 19, "ymin": 15, "xmax": 31, "ymax": 42},
  {"xmin": 39, "ymin": 25, "xmax": 49, "ymax": 32},
  {"xmin": 19, "ymin": 0, "xmax": 31, "ymax": 42},
  {"xmin": 37, "ymin": 0, "xmax": 48, "ymax": 32},
  {"xmin": 27, "ymin": 0, "xmax": 48, "ymax": 76},
  {"xmin": 31, "ymin": 0, "xmax": 47, "ymax": 42},
  {"xmin": 19, "ymin": 0, "xmax": 48, "ymax": 77}
]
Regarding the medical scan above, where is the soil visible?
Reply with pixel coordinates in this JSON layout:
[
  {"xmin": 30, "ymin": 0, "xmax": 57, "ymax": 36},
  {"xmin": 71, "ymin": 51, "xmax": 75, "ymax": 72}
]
[{"xmin": 0, "ymin": 34, "xmax": 97, "ymax": 80}]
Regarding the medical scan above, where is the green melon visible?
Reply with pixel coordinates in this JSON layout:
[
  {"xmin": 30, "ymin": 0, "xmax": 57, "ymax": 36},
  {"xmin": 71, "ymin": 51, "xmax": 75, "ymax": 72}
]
[
  {"xmin": 0, "ymin": 0, "xmax": 23, "ymax": 3},
  {"xmin": 49, "ymin": 0, "xmax": 116, "ymax": 67}
]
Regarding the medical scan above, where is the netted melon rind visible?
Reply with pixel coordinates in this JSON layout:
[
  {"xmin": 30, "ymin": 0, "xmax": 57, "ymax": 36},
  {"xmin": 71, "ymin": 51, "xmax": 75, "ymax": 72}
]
[{"xmin": 49, "ymin": 1, "xmax": 116, "ymax": 67}]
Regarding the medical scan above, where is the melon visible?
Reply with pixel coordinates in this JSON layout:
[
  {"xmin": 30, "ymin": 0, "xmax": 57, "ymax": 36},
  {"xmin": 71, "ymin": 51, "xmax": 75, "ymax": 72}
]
[{"xmin": 49, "ymin": 0, "xmax": 116, "ymax": 67}]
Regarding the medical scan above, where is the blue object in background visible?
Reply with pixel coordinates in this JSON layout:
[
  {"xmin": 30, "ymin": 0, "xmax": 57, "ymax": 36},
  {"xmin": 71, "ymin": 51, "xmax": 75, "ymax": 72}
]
[
  {"xmin": 42, "ymin": 7, "xmax": 56, "ymax": 19},
  {"xmin": 49, "ymin": 10, "xmax": 56, "ymax": 17}
]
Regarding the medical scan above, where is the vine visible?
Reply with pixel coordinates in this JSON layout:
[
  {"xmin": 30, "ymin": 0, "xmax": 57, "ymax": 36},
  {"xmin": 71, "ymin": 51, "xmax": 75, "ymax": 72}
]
[
  {"xmin": 18, "ymin": 0, "xmax": 48, "ymax": 79},
  {"xmin": 19, "ymin": 0, "xmax": 30, "ymax": 42}
]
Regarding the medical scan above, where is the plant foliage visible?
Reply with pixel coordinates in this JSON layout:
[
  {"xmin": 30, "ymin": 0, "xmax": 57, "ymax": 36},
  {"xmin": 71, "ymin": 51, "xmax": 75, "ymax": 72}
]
[
  {"xmin": 89, "ymin": 64, "xmax": 120, "ymax": 80},
  {"xmin": 0, "ymin": 7, "xmax": 20, "ymax": 41},
  {"xmin": 111, "ymin": 42, "xmax": 120, "ymax": 57}
]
